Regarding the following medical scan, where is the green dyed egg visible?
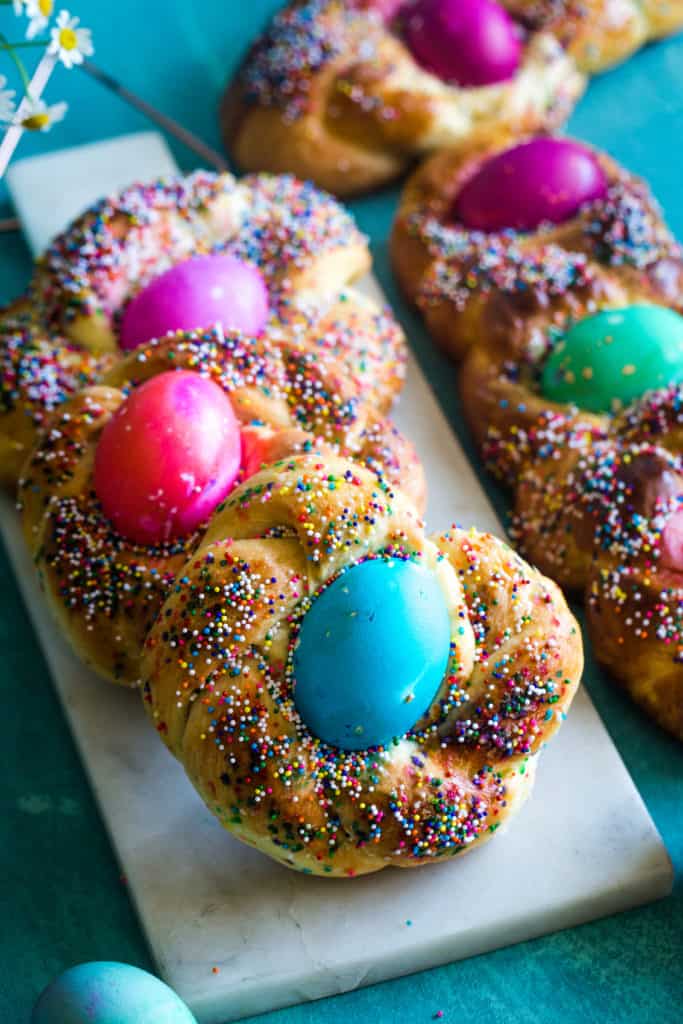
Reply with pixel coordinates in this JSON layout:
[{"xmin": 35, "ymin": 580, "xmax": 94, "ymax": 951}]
[{"xmin": 541, "ymin": 304, "xmax": 683, "ymax": 413}]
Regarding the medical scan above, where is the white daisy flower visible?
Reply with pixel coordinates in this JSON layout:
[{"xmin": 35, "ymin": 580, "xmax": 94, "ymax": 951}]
[
  {"xmin": 0, "ymin": 76, "xmax": 17, "ymax": 123},
  {"xmin": 47, "ymin": 9, "xmax": 94, "ymax": 68},
  {"xmin": 17, "ymin": 97, "xmax": 68, "ymax": 132},
  {"xmin": 25, "ymin": 0, "xmax": 55, "ymax": 41},
  {"xmin": 13, "ymin": 1, "xmax": 26, "ymax": 15}
]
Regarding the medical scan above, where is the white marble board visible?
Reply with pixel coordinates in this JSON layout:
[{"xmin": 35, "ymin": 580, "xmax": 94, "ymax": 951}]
[{"xmin": 1, "ymin": 136, "xmax": 673, "ymax": 1024}]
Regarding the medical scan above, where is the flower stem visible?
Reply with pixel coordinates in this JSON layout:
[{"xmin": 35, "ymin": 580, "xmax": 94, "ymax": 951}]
[
  {"xmin": 0, "ymin": 34, "xmax": 32, "ymax": 95},
  {"xmin": 0, "ymin": 40, "xmax": 48, "ymax": 49}
]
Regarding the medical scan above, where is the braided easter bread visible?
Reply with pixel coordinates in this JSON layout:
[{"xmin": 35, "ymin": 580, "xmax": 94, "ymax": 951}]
[
  {"xmin": 141, "ymin": 454, "xmax": 582, "ymax": 876},
  {"xmin": 223, "ymin": 0, "xmax": 683, "ymax": 198},
  {"xmin": 223, "ymin": 0, "xmax": 584, "ymax": 197},
  {"xmin": 392, "ymin": 136, "xmax": 683, "ymax": 361},
  {"xmin": 18, "ymin": 299, "xmax": 424, "ymax": 686},
  {"xmin": 1, "ymin": 170, "xmax": 371, "ymax": 486},
  {"xmin": 390, "ymin": 134, "xmax": 683, "ymax": 737},
  {"xmin": 456, "ymin": 276, "xmax": 683, "ymax": 737}
]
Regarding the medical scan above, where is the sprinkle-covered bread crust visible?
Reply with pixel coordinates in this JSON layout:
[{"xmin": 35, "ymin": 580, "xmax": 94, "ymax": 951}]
[
  {"xmin": 141, "ymin": 454, "xmax": 582, "ymax": 876},
  {"xmin": 391, "ymin": 138, "xmax": 683, "ymax": 361},
  {"xmin": 1, "ymin": 169, "xmax": 372, "ymax": 486},
  {"xmin": 391, "ymin": 137, "xmax": 683, "ymax": 739}
]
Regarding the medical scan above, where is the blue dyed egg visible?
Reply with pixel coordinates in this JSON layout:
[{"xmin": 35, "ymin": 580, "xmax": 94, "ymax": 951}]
[
  {"xmin": 32, "ymin": 962, "xmax": 197, "ymax": 1024},
  {"xmin": 293, "ymin": 558, "xmax": 451, "ymax": 750},
  {"xmin": 541, "ymin": 304, "xmax": 683, "ymax": 413}
]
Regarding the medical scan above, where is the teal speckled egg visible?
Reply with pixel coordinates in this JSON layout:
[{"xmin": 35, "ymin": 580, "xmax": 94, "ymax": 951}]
[
  {"xmin": 541, "ymin": 305, "xmax": 683, "ymax": 413},
  {"xmin": 292, "ymin": 557, "xmax": 451, "ymax": 750},
  {"xmin": 32, "ymin": 962, "xmax": 197, "ymax": 1024}
]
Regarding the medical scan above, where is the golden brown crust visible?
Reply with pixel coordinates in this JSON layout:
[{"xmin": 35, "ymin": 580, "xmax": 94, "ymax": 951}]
[
  {"xmin": 141, "ymin": 454, "xmax": 582, "ymax": 876},
  {"xmin": 587, "ymin": 560, "xmax": 683, "ymax": 740},
  {"xmin": 18, "ymin": 310, "xmax": 424, "ymax": 685},
  {"xmin": 224, "ymin": 0, "xmax": 683, "ymax": 197},
  {"xmin": 19, "ymin": 387, "xmax": 186, "ymax": 685},
  {"xmin": 224, "ymin": 0, "xmax": 585, "ymax": 197},
  {"xmin": 484, "ymin": 444, "xmax": 683, "ymax": 744}
]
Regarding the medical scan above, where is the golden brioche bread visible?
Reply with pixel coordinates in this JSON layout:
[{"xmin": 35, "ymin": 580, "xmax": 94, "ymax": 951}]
[
  {"xmin": 141, "ymin": 454, "xmax": 582, "ymax": 876},
  {"xmin": 0, "ymin": 299, "xmax": 113, "ymax": 488},
  {"xmin": 455, "ymin": 247, "xmax": 683, "ymax": 738}
]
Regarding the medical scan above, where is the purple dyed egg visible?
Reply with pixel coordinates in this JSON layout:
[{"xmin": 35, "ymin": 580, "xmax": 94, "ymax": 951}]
[
  {"xmin": 404, "ymin": 0, "xmax": 522, "ymax": 87},
  {"xmin": 120, "ymin": 252, "xmax": 269, "ymax": 351},
  {"xmin": 454, "ymin": 138, "xmax": 608, "ymax": 232}
]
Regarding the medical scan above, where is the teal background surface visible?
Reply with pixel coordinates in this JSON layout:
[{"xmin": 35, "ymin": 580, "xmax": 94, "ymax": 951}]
[{"xmin": 1, "ymin": 2, "xmax": 682, "ymax": 1021}]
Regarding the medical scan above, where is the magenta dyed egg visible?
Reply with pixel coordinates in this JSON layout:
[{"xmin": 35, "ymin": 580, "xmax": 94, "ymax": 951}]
[
  {"xmin": 119, "ymin": 252, "xmax": 269, "ymax": 351},
  {"xmin": 404, "ymin": 0, "xmax": 521, "ymax": 87},
  {"xmin": 94, "ymin": 371, "xmax": 241, "ymax": 545},
  {"xmin": 454, "ymin": 138, "xmax": 608, "ymax": 232}
]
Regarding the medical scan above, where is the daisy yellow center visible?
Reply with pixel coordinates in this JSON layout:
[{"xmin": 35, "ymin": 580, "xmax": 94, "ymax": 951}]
[
  {"xmin": 23, "ymin": 112, "xmax": 49, "ymax": 130},
  {"xmin": 39, "ymin": 0, "xmax": 53, "ymax": 15},
  {"xmin": 58, "ymin": 26, "xmax": 78, "ymax": 50}
]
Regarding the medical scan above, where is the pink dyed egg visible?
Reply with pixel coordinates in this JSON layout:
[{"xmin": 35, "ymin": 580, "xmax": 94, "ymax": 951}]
[
  {"xmin": 119, "ymin": 252, "xmax": 269, "ymax": 351},
  {"xmin": 94, "ymin": 371, "xmax": 241, "ymax": 545},
  {"xmin": 660, "ymin": 508, "xmax": 683, "ymax": 572},
  {"xmin": 454, "ymin": 138, "xmax": 608, "ymax": 232},
  {"xmin": 404, "ymin": 0, "xmax": 521, "ymax": 87}
]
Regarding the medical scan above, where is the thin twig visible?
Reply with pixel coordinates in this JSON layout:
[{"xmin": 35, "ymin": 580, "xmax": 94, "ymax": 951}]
[
  {"xmin": 0, "ymin": 31, "xmax": 33, "ymax": 92},
  {"xmin": 81, "ymin": 60, "xmax": 229, "ymax": 172}
]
